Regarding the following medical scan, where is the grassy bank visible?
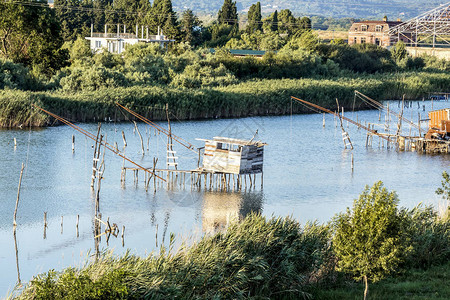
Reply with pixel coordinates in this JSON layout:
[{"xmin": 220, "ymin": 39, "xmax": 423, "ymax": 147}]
[
  {"xmin": 1, "ymin": 71, "xmax": 448, "ymax": 127},
  {"xmin": 311, "ymin": 262, "xmax": 450, "ymax": 300}
]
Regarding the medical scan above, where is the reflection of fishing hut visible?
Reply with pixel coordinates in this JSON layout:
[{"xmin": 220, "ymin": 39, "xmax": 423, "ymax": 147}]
[
  {"xmin": 196, "ymin": 137, "xmax": 266, "ymax": 190},
  {"xmin": 202, "ymin": 192, "xmax": 263, "ymax": 234}
]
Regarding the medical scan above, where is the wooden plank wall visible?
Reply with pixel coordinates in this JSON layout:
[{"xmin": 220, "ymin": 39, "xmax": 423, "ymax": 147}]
[{"xmin": 202, "ymin": 141, "xmax": 264, "ymax": 174}]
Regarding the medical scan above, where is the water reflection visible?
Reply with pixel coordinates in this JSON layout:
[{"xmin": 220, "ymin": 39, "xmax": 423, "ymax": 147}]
[
  {"xmin": 202, "ymin": 191, "xmax": 263, "ymax": 234},
  {"xmin": 13, "ymin": 228, "xmax": 21, "ymax": 287}
]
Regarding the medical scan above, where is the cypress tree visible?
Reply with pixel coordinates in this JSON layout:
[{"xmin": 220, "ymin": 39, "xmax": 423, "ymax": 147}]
[
  {"xmin": 270, "ymin": 10, "xmax": 278, "ymax": 32},
  {"xmin": 247, "ymin": 2, "xmax": 261, "ymax": 33},
  {"xmin": 218, "ymin": 0, "xmax": 238, "ymax": 26}
]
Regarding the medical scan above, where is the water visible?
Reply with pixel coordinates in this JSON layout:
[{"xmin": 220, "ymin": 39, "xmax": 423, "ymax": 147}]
[{"xmin": 1, "ymin": 100, "xmax": 449, "ymax": 296}]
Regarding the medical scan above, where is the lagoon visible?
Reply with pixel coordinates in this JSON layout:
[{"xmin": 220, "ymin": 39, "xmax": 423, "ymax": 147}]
[{"xmin": 0, "ymin": 100, "xmax": 448, "ymax": 296}]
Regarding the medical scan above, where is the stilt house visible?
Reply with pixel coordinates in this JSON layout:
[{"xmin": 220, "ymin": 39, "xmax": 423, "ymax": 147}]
[{"xmin": 197, "ymin": 137, "xmax": 266, "ymax": 174}]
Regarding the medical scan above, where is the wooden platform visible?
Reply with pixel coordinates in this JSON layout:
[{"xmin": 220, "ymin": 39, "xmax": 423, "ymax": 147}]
[{"xmin": 121, "ymin": 166, "xmax": 263, "ymax": 192}]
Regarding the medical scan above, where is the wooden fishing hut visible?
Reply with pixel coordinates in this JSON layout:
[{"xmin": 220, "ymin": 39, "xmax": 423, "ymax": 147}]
[
  {"xmin": 122, "ymin": 136, "xmax": 266, "ymax": 191},
  {"xmin": 197, "ymin": 137, "xmax": 265, "ymax": 175},
  {"xmin": 193, "ymin": 136, "xmax": 266, "ymax": 190}
]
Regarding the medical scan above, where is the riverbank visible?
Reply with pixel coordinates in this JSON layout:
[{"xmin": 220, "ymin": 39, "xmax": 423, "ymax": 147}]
[
  {"xmin": 1, "ymin": 72, "xmax": 448, "ymax": 128},
  {"xmin": 10, "ymin": 193, "xmax": 449, "ymax": 299}
]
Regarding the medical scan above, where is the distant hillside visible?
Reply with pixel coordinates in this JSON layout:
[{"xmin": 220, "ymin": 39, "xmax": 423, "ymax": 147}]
[{"xmin": 174, "ymin": 0, "xmax": 445, "ymax": 20}]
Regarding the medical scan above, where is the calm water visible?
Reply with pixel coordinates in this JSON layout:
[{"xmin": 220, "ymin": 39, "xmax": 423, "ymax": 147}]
[{"xmin": 1, "ymin": 100, "xmax": 449, "ymax": 296}]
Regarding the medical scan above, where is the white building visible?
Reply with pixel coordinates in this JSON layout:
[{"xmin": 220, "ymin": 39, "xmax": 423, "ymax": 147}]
[{"xmin": 85, "ymin": 24, "xmax": 174, "ymax": 54}]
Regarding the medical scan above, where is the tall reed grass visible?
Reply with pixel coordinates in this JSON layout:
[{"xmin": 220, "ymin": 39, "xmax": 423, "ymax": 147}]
[{"xmin": 1, "ymin": 71, "xmax": 448, "ymax": 127}]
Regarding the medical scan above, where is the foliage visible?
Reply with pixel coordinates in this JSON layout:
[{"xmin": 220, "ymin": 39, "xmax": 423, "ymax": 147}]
[
  {"xmin": 436, "ymin": 171, "xmax": 450, "ymax": 202},
  {"xmin": 246, "ymin": 2, "xmax": 262, "ymax": 33},
  {"xmin": 392, "ymin": 41, "xmax": 408, "ymax": 62},
  {"xmin": 217, "ymin": 0, "xmax": 238, "ymax": 26},
  {"xmin": 333, "ymin": 181, "xmax": 410, "ymax": 299},
  {"xmin": 0, "ymin": 59, "xmax": 35, "ymax": 90},
  {"xmin": 16, "ymin": 214, "xmax": 330, "ymax": 299},
  {"xmin": 399, "ymin": 205, "xmax": 449, "ymax": 269},
  {"xmin": 171, "ymin": 62, "xmax": 237, "ymax": 88},
  {"xmin": 63, "ymin": 36, "xmax": 93, "ymax": 63},
  {"xmin": 180, "ymin": 10, "xmax": 203, "ymax": 46},
  {"xmin": 285, "ymin": 30, "xmax": 319, "ymax": 52},
  {"xmin": 422, "ymin": 55, "xmax": 450, "ymax": 71},
  {"xmin": 150, "ymin": 0, "xmax": 180, "ymax": 39},
  {"xmin": 0, "ymin": 0, "xmax": 68, "ymax": 76}
]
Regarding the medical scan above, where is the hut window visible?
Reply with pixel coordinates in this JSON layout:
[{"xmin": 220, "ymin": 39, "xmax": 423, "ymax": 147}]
[{"xmin": 217, "ymin": 143, "xmax": 229, "ymax": 150}]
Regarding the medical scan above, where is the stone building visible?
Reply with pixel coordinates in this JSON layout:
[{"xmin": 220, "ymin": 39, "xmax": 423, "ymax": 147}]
[{"xmin": 348, "ymin": 18, "xmax": 413, "ymax": 47}]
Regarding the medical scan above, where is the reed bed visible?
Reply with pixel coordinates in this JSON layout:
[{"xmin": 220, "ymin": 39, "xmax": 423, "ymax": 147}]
[{"xmin": 1, "ymin": 71, "xmax": 448, "ymax": 128}]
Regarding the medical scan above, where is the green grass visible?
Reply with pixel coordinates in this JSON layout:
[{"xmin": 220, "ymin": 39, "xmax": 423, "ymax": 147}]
[{"xmin": 311, "ymin": 262, "xmax": 450, "ymax": 300}]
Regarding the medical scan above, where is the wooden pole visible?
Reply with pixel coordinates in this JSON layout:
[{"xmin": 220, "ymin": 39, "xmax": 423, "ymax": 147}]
[
  {"xmin": 76, "ymin": 214, "xmax": 79, "ymax": 238},
  {"xmin": 155, "ymin": 224, "xmax": 158, "ymax": 248},
  {"xmin": 91, "ymin": 124, "xmax": 102, "ymax": 188},
  {"xmin": 13, "ymin": 163, "xmax": 25, "ymax": 227},
  {"xmin": 121, "ymin": 130, "xmax": 127, "ymax": 147},
  {"xmin": 122, "ymin": 225, "xmax": 125, "ymax": 247},
  {"xmin": 418, "ymin": 113, "xmax": 422, "ymax": 137},
  {"xmin": 43, "ymin": 212, "xmax": 47, "ymax": 239},
  {"xmin": 13, "ymin": 227, "xmax": 21, "ymax": 285},
  {"xmin": 351, "ymin": 153, "xmax": 354, "ymax": 172},
  {"xmin": 133, "ymin": 121, "xmax": 145, "ymax": 155}
]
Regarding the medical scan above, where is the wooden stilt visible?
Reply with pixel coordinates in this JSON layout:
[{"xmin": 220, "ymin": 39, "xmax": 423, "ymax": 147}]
[{"xmin": 13, "ymin": 163, "xmax": 25, "ymax": 227}]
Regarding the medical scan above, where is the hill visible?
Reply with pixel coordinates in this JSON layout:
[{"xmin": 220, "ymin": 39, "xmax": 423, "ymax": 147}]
[{"xmin": 174, "ymin": 0, "xmax": 445, "ymax": 20}]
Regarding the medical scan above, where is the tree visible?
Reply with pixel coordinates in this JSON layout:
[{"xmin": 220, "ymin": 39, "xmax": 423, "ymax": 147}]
[
  {"xmin": 0, "ymin": 0, "xmax": 68, "ymax": 76},
  {"xmin": 333, "ymin": 181, "xmax": 409, "ymax": 300},
  {"xmin": 278, "ymin": 9, "xmax": 296, "ymax": 35},
  {"xmin": 285, "ymin": 30, "xmax": 318, "ymax": 52},
  {"xmin": 113, "ymin": 0, "xmax": 149, "ymax": 28},
  {"xmin": 298, "ymin": 16, "xmax": 311, "ymax": 30},
  {"xmin": 246, "ymin": 2, "xmax": 261, "ymax": 33},
  {"xmin": 218, "ymin": 0, "xmax": 238, "ymax": 26},
  {"xmin": 436, "ymin": 171, "xmax": 450, "ymax": 202},
  {"xmin": 150, "ymin": 0, "xmax": 180, "ymax": 39},
  {"xmin": 392, "ymin": 41, "xmax": 408, "ymax": 62},
  {"xmin": 271, "ymin": 10, "xmax": 278, "ymax": 32},
  {"xmin": 180, "ymin": 10, "xmax": 202, "ymax": 46}
]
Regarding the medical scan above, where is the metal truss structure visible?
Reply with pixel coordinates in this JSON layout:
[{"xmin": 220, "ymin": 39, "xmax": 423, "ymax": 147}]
[{"xmin": 389, "ymin": 2, "xmax": 450, "ymax": 47}]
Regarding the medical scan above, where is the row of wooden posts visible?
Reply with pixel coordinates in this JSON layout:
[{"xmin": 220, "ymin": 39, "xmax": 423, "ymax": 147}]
[{"xmin": 122, "ymin": 167, "xmax": 264, "ymax": 192}]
